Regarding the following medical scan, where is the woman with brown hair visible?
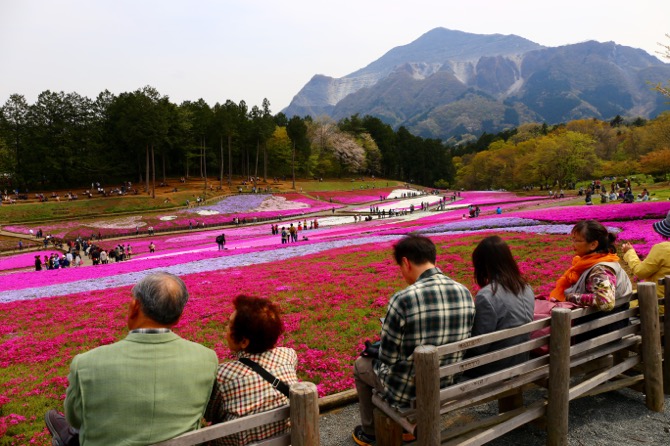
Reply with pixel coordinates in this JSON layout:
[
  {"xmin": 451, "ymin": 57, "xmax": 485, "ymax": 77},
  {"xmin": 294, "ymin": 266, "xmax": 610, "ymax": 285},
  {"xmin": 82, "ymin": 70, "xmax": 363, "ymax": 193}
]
[
  {"xmin": 464, "ymin": 235, "xmax": 535, "ymax": 377},
  {"xmin": 206, "ymin": 295, "xmax": 299, "ymax": 446},
  {"xmin": 550, "ymin": 220, "xmax": 632, "ymax": 309},
  {"xmin": 550, "ymin": 220, "xmax": 632, "ymax": 342}
]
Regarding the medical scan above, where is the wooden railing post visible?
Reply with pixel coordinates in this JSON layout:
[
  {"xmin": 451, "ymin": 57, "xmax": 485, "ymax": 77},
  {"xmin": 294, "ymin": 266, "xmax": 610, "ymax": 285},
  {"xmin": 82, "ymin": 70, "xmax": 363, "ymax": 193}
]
[
  {"xmin": 662, "ymin": 276, "xmax": 670, "ymax": 395},
  {"xmin": 547, "ymin": 307, "xmax": 572, "ymax": 446},
  {"xmin": 414, "ymin": 345, "xmax": 440, "ymax": 446},
  {"xmin": 638, "ymin": 282, "xmax": 664, "ymax": 412},
  {"xmin": 290, "ymin": 382, "xmax": 320, "ymax": 446}
]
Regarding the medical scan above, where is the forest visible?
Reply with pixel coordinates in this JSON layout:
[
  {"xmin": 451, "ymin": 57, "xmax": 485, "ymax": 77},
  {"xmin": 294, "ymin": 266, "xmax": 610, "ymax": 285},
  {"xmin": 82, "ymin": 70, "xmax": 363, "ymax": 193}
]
[
  {"xmin": 0, "ymin": 87, "xmax": 453, "ymax": 192},
  {"xmin": 0, "ymin": 86, "xmax": 669, "ymax": 192}
]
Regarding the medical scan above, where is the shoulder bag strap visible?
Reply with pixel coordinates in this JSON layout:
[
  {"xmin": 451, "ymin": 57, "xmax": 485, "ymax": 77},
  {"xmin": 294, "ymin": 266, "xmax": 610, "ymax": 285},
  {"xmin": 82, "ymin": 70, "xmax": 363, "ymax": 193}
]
[{"xmin": 238, "ymin": 357, "xmax": 291, "ymax": 398}]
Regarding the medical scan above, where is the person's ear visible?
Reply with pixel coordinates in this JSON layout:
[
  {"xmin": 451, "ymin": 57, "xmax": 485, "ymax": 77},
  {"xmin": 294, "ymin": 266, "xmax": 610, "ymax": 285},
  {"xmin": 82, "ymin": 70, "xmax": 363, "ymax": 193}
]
[
  {"xmin": 127, "ymin": 299, "xmax": 141, "ymax": 326},
  {"xmin": 239, "ymin": 338, "xmax": 250, "ymax": 350}
]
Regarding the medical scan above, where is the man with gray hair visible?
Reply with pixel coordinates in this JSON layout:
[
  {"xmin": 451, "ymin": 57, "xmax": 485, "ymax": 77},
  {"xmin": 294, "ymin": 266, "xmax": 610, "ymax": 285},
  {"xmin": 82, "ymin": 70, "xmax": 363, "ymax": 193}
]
[{"xmin": 45, "ymin": 272, "xmax": 218, "ymax": 446}]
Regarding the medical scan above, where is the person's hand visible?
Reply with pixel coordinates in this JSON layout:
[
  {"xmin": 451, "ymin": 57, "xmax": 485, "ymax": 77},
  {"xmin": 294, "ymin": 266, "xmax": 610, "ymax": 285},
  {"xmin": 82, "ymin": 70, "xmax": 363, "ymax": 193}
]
[{"xmin": 621, "ymin": 242, "xmax": 634, "ymax": 253}]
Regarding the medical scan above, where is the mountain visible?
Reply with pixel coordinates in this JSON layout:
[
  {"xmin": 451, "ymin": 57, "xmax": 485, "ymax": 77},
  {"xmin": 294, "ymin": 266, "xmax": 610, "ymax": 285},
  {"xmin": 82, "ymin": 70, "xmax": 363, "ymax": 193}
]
[{"xmin": 282, "ymin": 28, "xmax": 670, "ymax": 140}]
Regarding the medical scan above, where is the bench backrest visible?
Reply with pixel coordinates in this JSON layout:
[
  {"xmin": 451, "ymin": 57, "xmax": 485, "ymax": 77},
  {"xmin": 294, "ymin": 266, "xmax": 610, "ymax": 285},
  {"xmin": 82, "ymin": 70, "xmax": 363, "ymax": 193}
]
[
  {"xmin": 425, "ymin": 294, "xmax": 637, "ymax": 409},
  {"xmin": 151, "ymin": 382, "xmax": 319, "ymax": 446}
]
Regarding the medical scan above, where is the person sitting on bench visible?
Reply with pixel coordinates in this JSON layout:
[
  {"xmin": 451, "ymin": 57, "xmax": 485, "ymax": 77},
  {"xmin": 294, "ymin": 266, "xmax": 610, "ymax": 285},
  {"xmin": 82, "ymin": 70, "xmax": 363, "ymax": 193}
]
[
  {"xmin": 205, "ymin": 295, "xmax": 299, "ymax": 445},
  {"xmin": 352, "ymin": 235, "xmax": 475, "ymax": 446},
  {"xmin": 45, "ymin": 273, "xmax": 218, "ymax": 446}
]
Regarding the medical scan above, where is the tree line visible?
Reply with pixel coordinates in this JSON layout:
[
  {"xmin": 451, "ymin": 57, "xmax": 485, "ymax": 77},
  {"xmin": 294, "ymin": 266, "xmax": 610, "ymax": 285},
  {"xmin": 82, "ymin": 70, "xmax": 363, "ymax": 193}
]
[
  {"xmin": 1, "ymin": 85, "xmax": 668, "ymax": 193},
  {"xmin": 0, "ymin": 87, "xmax": 455, "ymax": 192},
  {"xmin": 453, "ymin": 114, "xmax": 670, "ymax": 190}
]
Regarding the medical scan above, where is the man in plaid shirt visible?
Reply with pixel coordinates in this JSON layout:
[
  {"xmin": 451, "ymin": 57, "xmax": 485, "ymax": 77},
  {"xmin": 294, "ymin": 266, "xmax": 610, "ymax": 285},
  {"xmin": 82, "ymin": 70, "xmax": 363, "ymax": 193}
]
[{"xmin": 353, "ymin": 235, "xmax": 475, "ymax": 446}]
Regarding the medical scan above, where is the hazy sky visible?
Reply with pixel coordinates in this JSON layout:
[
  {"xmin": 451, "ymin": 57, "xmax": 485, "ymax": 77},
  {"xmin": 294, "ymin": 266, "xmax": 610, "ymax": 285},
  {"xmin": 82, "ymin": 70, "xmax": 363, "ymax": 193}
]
[{"xmin": 1, "ymin": 0, "xmax": 668, "ymax": 112}]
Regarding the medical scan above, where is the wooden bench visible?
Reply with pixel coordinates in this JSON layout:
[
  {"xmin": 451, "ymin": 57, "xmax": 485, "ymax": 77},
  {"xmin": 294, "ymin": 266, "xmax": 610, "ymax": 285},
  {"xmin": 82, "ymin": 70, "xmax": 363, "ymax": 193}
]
[
  {"xmin": 152, "ymin": 382, "xmax": 319, "ymax": 446},
  {"xmin": 372, "ymin": 282, "xmax": 665, "ymax": 446},
  {"xmin": 658, "ymin": 275, "xmax": 669, "ymax": 395}
]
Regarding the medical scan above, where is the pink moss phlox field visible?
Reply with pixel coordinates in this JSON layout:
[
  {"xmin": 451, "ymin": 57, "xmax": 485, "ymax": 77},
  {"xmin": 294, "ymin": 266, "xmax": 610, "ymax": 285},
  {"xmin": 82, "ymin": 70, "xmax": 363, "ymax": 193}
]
[
  {"xmin": 311, "ymin": 187, "xmax": 399, "ymax": 204},
  {"xmin": 512, "ymin": 201, "xmax": 669, "ymax": 223},
  {"xmin": 1, "ymin": 194, "xmax": 343, "ymax": 239},
  {"xmin": 0, "ymin": 189, "xmax": 665, "ymax": 444},
  {"xmin": 0, "ymin": 251, "xmax": 61, "ymax": 271}
]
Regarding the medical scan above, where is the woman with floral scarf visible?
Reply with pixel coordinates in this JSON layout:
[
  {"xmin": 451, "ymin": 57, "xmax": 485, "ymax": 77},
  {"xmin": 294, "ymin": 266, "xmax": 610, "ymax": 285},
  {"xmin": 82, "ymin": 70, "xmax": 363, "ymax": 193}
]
[{"xmin": 550, "ymin": 220, "xmax": 632, "ymax": 341}]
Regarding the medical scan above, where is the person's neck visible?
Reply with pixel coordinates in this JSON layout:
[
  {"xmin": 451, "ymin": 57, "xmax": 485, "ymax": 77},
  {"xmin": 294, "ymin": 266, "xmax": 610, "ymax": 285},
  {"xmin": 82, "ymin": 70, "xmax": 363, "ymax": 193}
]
[
  {"xmin": 128, "ymin": 314, "xmax": 172, "ymax": 331},
  {"xmin": 408, "ymin": 263, "xmax": 435, "ymax": 284}
]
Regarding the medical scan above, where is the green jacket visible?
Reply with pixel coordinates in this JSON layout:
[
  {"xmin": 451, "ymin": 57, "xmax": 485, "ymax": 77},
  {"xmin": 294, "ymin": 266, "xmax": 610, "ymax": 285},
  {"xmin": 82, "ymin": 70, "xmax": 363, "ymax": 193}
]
[{"xmin": 65, "ymin": 331, "xmax": 218, "ymax": 445}]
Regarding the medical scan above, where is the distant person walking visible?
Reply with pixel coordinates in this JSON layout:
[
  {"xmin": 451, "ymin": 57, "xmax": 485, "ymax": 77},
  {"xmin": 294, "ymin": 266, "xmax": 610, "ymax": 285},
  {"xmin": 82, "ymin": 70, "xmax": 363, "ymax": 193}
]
[{"xmin": 216, "ymin": 233, "xmax": 226, "ymax": 251}]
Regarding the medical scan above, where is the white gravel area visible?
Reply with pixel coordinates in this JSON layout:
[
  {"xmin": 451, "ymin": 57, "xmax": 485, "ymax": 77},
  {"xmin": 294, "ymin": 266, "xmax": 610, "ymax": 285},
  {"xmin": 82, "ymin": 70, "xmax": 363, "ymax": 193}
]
[{"xmin": 319, "ymin": 390, "xmax": 670, "ymax": 445}]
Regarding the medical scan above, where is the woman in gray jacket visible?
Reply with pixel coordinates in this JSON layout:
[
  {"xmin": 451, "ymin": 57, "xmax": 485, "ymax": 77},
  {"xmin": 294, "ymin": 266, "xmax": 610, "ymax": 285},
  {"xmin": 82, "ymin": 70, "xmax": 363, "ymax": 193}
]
[{"xmin": 464, "ymin": 235, "xmax": 535, "ymax": 377}]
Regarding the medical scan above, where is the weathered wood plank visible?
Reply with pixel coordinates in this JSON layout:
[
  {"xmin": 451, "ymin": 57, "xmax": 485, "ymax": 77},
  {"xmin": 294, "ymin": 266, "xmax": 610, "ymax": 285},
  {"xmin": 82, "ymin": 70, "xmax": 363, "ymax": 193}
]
[
  {"xmin": 441, "ymin": 400, "xmax": 546, "ymax": 446},
  {"xmin": 151, "ymin": 406, "xmax": 290, "ymax": 445},
  {"xmin": 290, "ymin": 382, "xmax": 320, "ymax": 446},
  {"xmin": 568, "ymin": 355, "xmax": 641, "ymax": 401},
  {"xmin": 439, "ymin": 336, "xmax": 549, "ymax": 378},
  {"xmin": 547, "ymin": 307, "xmax": 571, "ymax": 446},
  {"xmin": 579, "ymin": 374, "xmax": 644, "ymax": 398},
  {"xmin": 372, "ymin": 394, "xmax": 416, "ymax": 433},
  {"xmin": 439, "ymin": 366, "xmax": 549, "ymax": 414},
  {"xmin": 638, "ymin": 282, "xmax": 665, "ymax": 412}
]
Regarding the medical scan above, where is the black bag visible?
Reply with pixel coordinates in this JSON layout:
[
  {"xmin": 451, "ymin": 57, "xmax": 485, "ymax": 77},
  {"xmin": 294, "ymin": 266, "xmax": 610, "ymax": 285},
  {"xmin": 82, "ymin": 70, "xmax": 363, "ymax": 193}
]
[{"xmin": 360, "ymin": 340, "xmax": 380, "ymax": 358}]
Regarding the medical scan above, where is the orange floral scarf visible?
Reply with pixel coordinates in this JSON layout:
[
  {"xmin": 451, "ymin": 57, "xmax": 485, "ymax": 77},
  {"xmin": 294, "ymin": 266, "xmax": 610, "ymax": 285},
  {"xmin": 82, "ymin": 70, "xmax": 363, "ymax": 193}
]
[{"xmin": 549, "ymin": 252, "xmax": 620, "ymax": 301}]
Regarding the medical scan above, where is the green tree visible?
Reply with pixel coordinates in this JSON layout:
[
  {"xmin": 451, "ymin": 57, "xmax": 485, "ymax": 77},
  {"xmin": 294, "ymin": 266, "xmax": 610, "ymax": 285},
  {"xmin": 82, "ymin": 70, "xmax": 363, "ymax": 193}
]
[
  {"xmin": 639, "ymin": 148, "xmax": 670, "ymax": 181},
  {"xmin": 0, "ymin": 94, "xmax": 29, "ymax": 184},
  {"xmin": 286, "ymin": 116, "xmax": 309, "ymax": 188}
]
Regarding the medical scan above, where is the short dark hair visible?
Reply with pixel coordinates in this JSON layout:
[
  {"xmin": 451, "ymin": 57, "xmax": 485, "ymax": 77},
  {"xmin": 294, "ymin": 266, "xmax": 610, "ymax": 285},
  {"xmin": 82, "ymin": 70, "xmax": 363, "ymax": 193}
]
[
  {"xmin": 131, "ymin": 272, "xmax": 189, "ymax": 325},
  {"xmin": 230, "ymin": 295, "xmax": 284, "ymax": 354},
  {"xmin": 392, "ymin": 234, "xmax": 436, "ymax": 265},
  {"xmin": 472, "ymin": 236, "xmax": 527, "ymax": 295},
  {"xmin": 572, "ymin": 220, "xmax": 617, "ymax": 254}
]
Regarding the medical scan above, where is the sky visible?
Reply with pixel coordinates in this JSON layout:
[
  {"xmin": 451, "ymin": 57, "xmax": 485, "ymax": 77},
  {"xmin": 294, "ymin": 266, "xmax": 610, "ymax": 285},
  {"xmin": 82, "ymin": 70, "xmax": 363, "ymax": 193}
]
[{"xmin": 1, "ymin": 0, "xmax": 669, "ymax": 113}]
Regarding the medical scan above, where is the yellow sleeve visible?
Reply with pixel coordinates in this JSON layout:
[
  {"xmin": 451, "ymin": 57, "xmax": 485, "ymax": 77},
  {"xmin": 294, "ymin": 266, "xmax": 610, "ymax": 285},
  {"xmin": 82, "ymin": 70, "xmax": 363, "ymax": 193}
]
[{"xmin": 624, "ymin": 245, "xmax": 662, "ymax": 280}]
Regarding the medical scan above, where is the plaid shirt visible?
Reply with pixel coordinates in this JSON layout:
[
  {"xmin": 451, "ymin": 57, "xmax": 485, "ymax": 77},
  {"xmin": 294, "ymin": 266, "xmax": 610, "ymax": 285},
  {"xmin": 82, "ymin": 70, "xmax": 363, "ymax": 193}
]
[
  {"xmin": 205, "ymin": 347, "xmax": 299, "ymax": 446},
  {"xmin": 374, "ymin": 267, "xmax": 475, "ymax": 407}
]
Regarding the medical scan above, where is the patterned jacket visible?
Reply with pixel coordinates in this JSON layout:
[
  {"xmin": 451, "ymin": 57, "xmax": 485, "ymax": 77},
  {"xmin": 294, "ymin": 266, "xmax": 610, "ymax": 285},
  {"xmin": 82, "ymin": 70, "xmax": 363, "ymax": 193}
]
[
  {"xmin": 206, "ymin": 347, "xmax": 299, "ymax": 446},
  {"xmin": 374, "ymin": 267, "xmax": 475, "ymax": 407}
]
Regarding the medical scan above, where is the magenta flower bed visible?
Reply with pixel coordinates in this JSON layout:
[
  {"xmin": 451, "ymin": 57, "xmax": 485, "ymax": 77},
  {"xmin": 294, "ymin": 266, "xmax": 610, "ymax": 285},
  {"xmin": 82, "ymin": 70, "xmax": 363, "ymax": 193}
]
[
  {"xmin": 0, "ymin": 229, "xmax": 578, "ymax": 444},
  {"xmin": 1, "ymin": 189, "xmax": 665, "ymax": 444},
  {"xmin": 0, "ymin": 251, "xmax": 61, "ymax": 271},
  {"xmin": 1, "ymin": 194, "xmax": 344, "ymax": 240},
  {"xmin": 512, "ymin": 201, "xmax": 669, "ymax": 223},
  {"xmin": 312, "ymin": 187, "xmax": 398, "ymax": 204}
]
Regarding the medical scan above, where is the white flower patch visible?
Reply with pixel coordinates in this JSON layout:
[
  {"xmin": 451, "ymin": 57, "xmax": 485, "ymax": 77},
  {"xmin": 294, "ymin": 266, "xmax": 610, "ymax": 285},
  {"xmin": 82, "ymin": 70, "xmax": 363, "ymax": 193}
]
[
  {"xmin": 195, "ymin": 210, "xmax": 220, "ymax": 216},
  {"xmin": 254, "ymin": 196, "xmax": 309, "ymax": 212},
  {"xmin": 386, "ymin": 189, "xmax": 417, "ymax": 199},
  {"xmin": 84, "ymin": 216, "xmax": 146, "ymax": 229},
  {"xmin": 159, "ymin": 216, "xmax": 179, "ymax": 221}
]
